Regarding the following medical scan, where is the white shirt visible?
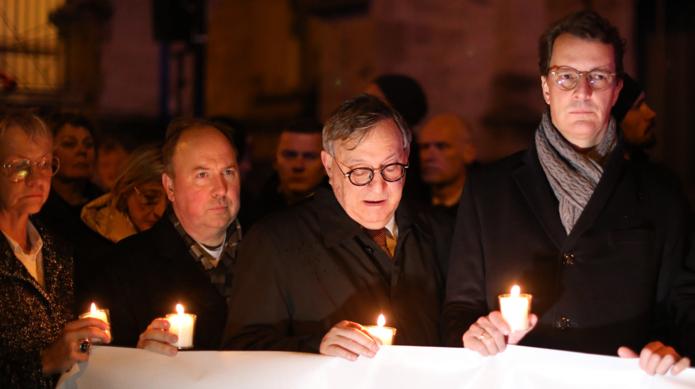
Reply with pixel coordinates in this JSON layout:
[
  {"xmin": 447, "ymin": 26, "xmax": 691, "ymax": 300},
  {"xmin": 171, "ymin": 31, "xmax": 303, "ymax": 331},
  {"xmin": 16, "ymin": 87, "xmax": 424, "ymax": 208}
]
[
  {"xmin": 196, "ymin": 237, "xmax": 226, "ymax": 267},
  {"xmin": 384, "ymin": 215, "xmax": 398, "ymax": 239}
]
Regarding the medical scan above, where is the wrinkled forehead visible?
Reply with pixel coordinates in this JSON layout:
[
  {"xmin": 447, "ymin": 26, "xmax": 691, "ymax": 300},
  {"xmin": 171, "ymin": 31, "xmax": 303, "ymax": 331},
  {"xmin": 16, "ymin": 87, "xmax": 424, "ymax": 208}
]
[
  {"xmin": 0, "ymin": 125, "xmax": 53, "ymax": 160},
  {"xmin": 278, "ymin": 131, "xmax": 322, "ymax": 151},
  {"xmin": 173, "ymin": 127, "xmax": 238, "ymax": 168},
  {"xmin": 333, "ymin": 122, "xmax": 407, "ymax": 163}
]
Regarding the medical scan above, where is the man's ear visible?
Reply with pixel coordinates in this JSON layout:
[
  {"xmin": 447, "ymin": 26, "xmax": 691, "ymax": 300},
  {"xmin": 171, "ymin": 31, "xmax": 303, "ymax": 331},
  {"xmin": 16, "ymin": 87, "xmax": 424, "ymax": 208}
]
[
  {"xmin": 320, "ymin": 150, "xmax": 333, "ymax": 176},
  {"xmin": 541, "ymin": 75, "xmax": 551, "ymax": 105},
  {"xmin": 162, "ymin": 173, "xmax": 175, "ymax": 202},
  {"xmin": 610, "ymin": 78, "xmax": 624, "ymax": 108}
]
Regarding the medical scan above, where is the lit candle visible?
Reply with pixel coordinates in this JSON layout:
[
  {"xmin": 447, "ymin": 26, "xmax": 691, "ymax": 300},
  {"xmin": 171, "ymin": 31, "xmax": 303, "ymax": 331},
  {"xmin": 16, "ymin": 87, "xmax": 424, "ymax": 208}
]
[
  {"xmin": 79, "ymin": 302, "xmax": 111, "ymax": 339},
  {"xmin": 364, "ymin": 314, "xmax": 397, "ymax": 345},
  {"xmin": 498, "ymin": 285, "xmax": 533, "ymax": 332},
  {"xmin": 165, "ymin": 304, "xmax": 197, "ymax": 349}
]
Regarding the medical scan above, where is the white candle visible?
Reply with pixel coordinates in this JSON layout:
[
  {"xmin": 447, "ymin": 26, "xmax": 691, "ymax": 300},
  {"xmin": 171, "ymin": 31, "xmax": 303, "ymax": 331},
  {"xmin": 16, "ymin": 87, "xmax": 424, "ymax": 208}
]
[
  {"xmin": 364, "ymin": 314, "xmax": 397, "ymax": 345},
  {"xmin": 165, "ymin": 304, "xmax": 197, "ymax": 349},
  {"xmin": 498, "ymin": 285, "xmax": 533, "ymax": 332},
  {"xmin": 79, "ymin": 302, "xmax": 111, "ymax": 339}
]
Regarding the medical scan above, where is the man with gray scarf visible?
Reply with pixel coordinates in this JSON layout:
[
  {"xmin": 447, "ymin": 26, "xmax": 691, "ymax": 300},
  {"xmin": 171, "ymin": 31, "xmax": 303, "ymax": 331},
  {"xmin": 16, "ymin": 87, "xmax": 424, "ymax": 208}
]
[{"xmin": 443, "ymin": 10, "xmax": 694, "ymax": 375}]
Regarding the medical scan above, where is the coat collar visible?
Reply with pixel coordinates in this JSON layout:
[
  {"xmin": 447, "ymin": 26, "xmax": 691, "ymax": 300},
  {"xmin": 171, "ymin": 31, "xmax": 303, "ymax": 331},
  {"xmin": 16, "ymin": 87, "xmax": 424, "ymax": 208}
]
[
  {"xmin": 512, "ymin": 142, "xmax": 567, "ymax": 249},
  {"xmin": 0, "ymin": 220, "xmax": 64, "ymax": 309},
  {"xmin": 512, "ymin": 140, "xmax": 626, "ymax": 249},
  {"xmin": 148, "ymin": 208, "xmax": 242, "ymax": 264},
  {"xmin": 315, "ymin": 187, "xmax": 417, "ymax": 249},
  {"xmin": 148, "ymin": 213, "xmax": 190, "ymax": 262}
]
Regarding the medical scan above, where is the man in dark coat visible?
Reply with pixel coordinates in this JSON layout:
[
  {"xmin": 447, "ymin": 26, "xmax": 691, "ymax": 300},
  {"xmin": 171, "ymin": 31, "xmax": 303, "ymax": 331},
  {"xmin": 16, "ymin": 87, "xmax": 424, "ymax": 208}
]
[
  {"xmin": 443, "ymin": 10, "xmax": 693, "ymax": 376},
  {"xmin": 101, "ymin": 118, "xmax": 242, "ymax": 355},
  {"xmin": 223, "ymin": 94, "xmax": 451, "ymax": 360}
]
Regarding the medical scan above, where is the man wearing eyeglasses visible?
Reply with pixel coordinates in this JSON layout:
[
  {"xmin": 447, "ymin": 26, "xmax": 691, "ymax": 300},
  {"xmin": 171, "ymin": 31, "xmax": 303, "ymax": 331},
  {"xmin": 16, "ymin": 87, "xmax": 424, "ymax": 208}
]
[
  {"xmin": 444, "ymin": 10, "xmax": 694, "ymax": 375},
  {"xmin": 223, "ymin": 94, "xmax": 450, "ymax": 359}
]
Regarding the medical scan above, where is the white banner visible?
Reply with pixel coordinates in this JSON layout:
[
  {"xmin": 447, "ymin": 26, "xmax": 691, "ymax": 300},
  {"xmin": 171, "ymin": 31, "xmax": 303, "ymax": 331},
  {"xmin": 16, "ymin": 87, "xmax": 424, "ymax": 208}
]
[{"xmin": 58, "ymin": 345, "xmax": 695, "ymax": 389}]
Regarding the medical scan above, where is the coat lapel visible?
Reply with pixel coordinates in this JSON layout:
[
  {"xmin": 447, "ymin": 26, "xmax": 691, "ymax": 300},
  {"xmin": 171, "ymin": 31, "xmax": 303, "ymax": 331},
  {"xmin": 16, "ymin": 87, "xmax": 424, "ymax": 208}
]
[
  {"xmin": 317, "ymin": 188, "xmax": 362, "ymax": 249},
  {"xmin": 0, "ymin": 234, "xmax": 53, "ymax": 308},
  {"xmin": 512, "ymin": 141, "xmax": 627, "ymax": 250},
  {"xmin": 512, "ymin": 145, "xmax": 567, "ymax": 249}
]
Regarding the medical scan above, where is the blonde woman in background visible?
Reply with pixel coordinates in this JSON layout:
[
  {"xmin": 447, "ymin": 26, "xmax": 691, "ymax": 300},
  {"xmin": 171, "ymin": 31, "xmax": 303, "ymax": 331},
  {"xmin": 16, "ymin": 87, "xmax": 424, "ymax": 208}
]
[{"xmin": 81, "ymin": 145, "xmax": 167, "ymax": 243}]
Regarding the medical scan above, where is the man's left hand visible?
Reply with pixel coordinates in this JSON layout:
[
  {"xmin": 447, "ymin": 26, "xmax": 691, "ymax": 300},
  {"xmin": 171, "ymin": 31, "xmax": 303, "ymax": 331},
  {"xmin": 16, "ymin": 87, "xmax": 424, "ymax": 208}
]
[{"xmin": 618, "ymin": 341, "xmax": 690, "ymax": 375}]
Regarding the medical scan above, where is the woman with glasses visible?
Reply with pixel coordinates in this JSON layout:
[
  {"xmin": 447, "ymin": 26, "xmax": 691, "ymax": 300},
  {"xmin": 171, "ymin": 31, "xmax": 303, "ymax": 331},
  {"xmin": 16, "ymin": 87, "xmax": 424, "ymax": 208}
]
[
  {"xmin": 0, "ymin": 112, "xmax": 110, "ymax": 388},
  {"xmin": 81, "ymin": 145, "xmax": 166, "ymax": 243}
]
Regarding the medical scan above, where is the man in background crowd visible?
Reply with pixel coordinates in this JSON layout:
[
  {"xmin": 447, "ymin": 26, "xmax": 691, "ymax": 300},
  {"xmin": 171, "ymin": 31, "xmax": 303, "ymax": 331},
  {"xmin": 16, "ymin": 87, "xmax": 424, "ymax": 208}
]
[
  {"xmin": 417, "ymin": 113, "xmax": 476, "ymax": 215},
  {"xmin": 611, "ymin": 73, "xmax": 657, "ymax": 160},
  {"xmin": 245, "ymin": 118, "xmax": 325, "ymax": 226}
]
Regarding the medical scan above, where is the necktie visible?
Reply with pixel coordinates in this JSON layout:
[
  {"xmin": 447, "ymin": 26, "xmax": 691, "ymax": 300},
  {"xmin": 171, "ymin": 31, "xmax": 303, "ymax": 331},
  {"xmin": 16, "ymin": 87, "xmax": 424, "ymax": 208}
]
[{"xmin": 366, "ymin": 228, "xmax": 394, "ymax": 258}]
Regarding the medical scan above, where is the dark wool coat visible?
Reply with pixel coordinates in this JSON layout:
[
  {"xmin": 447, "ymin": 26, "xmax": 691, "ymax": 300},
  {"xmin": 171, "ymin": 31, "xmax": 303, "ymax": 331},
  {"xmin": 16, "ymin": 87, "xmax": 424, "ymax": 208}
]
[
  {"xmin": 443, "ymin": 141, "xmax": 695, "ymax": 358},
  {"xmin": 223, "ymin": 187, "xmax": 451, "ymax": 352},
  {"xmin": 0, "ymin": 222, "xmax": 74, "ymax": 388},
  {"xmin": 93, "ymin": 216, "xmax": 231, "ymax": 350}
]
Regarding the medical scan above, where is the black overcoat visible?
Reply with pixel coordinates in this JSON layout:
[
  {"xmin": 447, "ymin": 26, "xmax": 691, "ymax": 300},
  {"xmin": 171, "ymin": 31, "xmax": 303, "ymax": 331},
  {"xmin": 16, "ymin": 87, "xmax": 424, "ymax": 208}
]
[
  {"xmin": 97, "ymin": 216, "xmax": 230, "ymax": 350},
  {"xmin": 223, "ymin": 187, "xmax": 451, "ymax": 352},
  {"xmin": 443, "ymin": 142, "xmax": 695, "ymax": 358}
]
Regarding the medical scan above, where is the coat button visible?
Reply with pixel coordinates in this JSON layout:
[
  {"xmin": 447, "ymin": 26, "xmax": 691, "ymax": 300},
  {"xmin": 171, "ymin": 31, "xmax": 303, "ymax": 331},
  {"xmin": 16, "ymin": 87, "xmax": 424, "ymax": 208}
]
[
  {"xmin": 562, "ymin": 252, "xmax": 575, "ymax": 265},
  {"xmin": 554, "ymin": 316, "xmax": 572, "ymax": 330}
]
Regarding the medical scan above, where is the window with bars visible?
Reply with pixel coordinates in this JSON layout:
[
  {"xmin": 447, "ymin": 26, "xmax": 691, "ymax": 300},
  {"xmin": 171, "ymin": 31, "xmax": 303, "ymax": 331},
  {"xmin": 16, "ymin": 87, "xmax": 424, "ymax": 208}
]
[{"xmin": 0, "ymin": 0, "xmax": 65, "ymax": 94}]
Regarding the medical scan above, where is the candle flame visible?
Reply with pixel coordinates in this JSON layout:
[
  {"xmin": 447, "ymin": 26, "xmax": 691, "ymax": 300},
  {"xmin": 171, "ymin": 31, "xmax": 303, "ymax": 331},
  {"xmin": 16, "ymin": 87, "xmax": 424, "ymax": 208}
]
[
  {"xmin": 511, "ymin": 285, "xmax": 521, "ymax": 296},
  {"xmin": 90, "ymin": 302, "xmax": 97, "ymax": 313},
  {"xmin": 176, "ymin": 304, "xmax": 184, "ymax": 315},
  {"xmin": 377, "ymin": 314, "xmax": 386, "ymax": 327}
]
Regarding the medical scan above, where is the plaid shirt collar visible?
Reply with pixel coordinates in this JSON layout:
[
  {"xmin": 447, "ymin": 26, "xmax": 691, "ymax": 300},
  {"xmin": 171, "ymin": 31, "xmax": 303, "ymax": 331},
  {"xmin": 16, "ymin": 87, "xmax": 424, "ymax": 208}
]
[{"xmin": 168, "ymin": 209, "xmax": 242, "ymax": 298}]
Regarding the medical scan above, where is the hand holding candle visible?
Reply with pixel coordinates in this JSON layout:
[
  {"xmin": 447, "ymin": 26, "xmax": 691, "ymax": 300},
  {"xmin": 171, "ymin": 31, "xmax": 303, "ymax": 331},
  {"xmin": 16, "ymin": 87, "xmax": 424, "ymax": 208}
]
[
  {"xmin": 364, "ymin": 314, "xmax": 397, "ymax": 345},
  {"xmin": 319, "ymin": 320, "xmax": 380, "ymax": 360},
  {"xmin": 462, "ymin": 286, "xmax": 535, "ymax": 356},
  {"xmin": 165, "ymin": 304, "xmax": 197, "ymax": 349},
  {"xmin": 498, "ymin": 285, "xmax": 532, "ymax": 332},
  {"xmin": 79, "ymin": 302, "xmax": 111, "ymax": 340}
]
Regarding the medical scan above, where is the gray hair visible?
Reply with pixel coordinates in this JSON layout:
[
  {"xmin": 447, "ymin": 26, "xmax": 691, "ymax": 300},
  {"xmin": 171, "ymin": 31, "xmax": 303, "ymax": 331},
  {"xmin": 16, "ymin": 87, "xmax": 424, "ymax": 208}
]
[
  {"xmin": 0, "ymin": 111, "xmax": 51, "ymax": 140},
  {"xmin": 322, "ymin": 94, "xmax": 411, "ymax": 155}
]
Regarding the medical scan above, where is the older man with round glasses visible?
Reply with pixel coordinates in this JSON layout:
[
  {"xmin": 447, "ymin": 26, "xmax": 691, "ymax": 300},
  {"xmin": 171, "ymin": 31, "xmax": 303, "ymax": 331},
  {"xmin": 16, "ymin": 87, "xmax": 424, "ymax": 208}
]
[
  {"xmin": 0, "ymin": 112, "xmax": 110, "ymax": 388},
  {"xmin": 224, "ymin": 94, "xmax": 451, "ymax": 360},
  {"xmin": 444, "ymin": 10, "xmax": 694, "ymax": 376}
]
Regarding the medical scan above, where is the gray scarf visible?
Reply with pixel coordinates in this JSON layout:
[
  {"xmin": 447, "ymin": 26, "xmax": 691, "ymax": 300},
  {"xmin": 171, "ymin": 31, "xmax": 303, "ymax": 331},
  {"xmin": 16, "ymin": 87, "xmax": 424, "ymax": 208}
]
[{"xmin": 535, "ymin": 112, "xmax": 617, "ymax": 234}]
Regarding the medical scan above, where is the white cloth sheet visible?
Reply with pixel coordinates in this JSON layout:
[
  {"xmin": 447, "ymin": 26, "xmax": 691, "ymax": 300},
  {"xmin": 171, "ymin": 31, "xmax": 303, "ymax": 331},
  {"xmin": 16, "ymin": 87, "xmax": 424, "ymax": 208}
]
[{"xmin": 58, "ymin": 344, "xmax": 695, "ymax": 389}]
